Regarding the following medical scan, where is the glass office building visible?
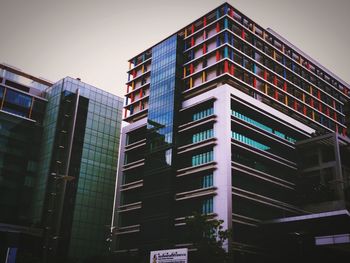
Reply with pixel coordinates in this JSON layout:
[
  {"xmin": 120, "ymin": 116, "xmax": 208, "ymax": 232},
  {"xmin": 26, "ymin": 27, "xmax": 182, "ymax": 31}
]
[
  {"xmin": 112, "ymin": 2, "xmax": 350, "ymax": 262},
  {"xmin": 34, "ymin": 77, "xmax": 123, "ymax": 262},
  {"xmin": 0, "ymin": 64, "xmax": 123, "ymax": 263},
  {"xmin": 0, "ymin": 63, "xmax": 51, "ymax": 262}
]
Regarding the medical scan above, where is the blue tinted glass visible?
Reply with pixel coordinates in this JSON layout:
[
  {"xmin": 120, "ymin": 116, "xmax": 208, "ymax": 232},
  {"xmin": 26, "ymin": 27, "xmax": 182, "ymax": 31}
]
[
  {"xmin": 5, "ymin": 89, "xmax": 32, "ymax": 108},
  {"xmin": 147, "ymin": 35, "xmax": 179, "ymax": 149}
]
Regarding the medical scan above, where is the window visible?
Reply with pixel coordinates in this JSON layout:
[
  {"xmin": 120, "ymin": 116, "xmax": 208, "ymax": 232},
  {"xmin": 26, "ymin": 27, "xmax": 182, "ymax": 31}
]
[
  {"xmin": 231, "ymin": 110, "xmax": 296, "ymax": 143},
  {"xmin": 231, "ymin": 131, "xmax": 270, "ymax": 151},
  {"xmin": 192, "ymin": 107, "xmax": 214, "ymax": 121},
  {"xmin": 202, "ymin": 174, "xmax": 213, "ymax": 188},
  {"xmin": 202, "ymin": 198, "xmax": 213, "ymax": 214},
  {"xmin": 192, "ymin": 129, "xmax": 214, "ymax": 143},
  {"xmin": 191, "ymin": 150, "xmax": 214, "ymax": 166}
]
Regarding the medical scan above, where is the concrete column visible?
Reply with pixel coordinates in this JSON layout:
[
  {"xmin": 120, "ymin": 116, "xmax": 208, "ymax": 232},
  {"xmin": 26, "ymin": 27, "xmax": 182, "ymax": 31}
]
[
  {"xmin": 213, "ymin": 85, "xmax": 232, "ymax": 235},
  {"xmin": 334, "ymin": 134, "xmax": 344, "ymax": 200}
]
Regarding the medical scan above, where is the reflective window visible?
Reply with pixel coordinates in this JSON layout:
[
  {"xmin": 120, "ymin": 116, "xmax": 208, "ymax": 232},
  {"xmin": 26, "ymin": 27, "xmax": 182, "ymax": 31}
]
[
  {"xmin": 192, "ymin": 129, "xmax": 214, "ymax": 143},
  {"xmin": 202, "ymin": 198, "xmax": 213, "ymax": 214},
  {"xmin": 2, "ymin": 88, "xmax": 32, "ymax": 117},
  {"xmin": 231, "ymin": 110, "xmax": 296, "ymax": 143},
  {"xmin": 231, "ymin": 131, "xmax": 270, "ymax": 151},
  {"xmin": 193, "ymin": 107, "xmax": 214, "ymax": 121},
  {"xmin": 191, "ymin": 150, "xmax": 214, "ymax": 166},
  {"xmin": 5, "ymin": 89, "xmax": 32, "ymax": 108},
  {"xmin": 146, "ymin": 35, "xmax": 181, "ymax": 165},
  {"xmin": 202, "ymin": 174, "xmax": 213, "ymax": 188}
]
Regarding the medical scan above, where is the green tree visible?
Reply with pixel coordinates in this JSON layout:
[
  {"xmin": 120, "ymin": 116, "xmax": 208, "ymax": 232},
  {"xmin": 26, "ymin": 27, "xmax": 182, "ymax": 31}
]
[{"xmin": 185, "ymin": 212, "xmax": 231, "ymax": 263}]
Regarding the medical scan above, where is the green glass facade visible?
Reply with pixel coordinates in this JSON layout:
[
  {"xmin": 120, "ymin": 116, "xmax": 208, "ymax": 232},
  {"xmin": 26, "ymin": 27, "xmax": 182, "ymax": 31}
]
[
  {"xmin": 0, "ymin": 70, "xmax": 48, "ymax": 225},
  {"xmin": 69, "ymin": 79, "xmax": 122, "ymax": 259},
  {"xmin": 0, "ymin": 113, "xmax": 43, "ymax": 225},
  {"xmin": 33, "ymin": 77, "xmax": 123, "ymax": 262},
  {"xmin": 1, "ymin": 65, "xmax": 123, "ymax": 263},
  {"xmin": 0, "ymin": 64, "xmax": 51, "ymax": 262}
]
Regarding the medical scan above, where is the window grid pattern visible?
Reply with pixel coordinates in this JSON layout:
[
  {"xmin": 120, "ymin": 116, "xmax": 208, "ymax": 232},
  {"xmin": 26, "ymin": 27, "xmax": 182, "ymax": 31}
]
[
  {"xmin": 202, "ymin": 174, "xmax": 214, "ymax": 188},
  {"xmin": 231, "ymin": 131, "xmax": 270, "ymax": 151},
  {"xmin": 192, "ymin": 129, "xmax": 214, "ymax": 143},
  {"xmin": 33, "ymin": 77, "xmax": 123, "ymax": 260},
  {"xmin": 191, "ymin": 150, "xmax": 214, "ymax": 166},
  {"xmin": 231, "ymin": 110, "xmax": 296, "ymax": 143},
  {"xmin": 192, "ymin": 107, "xmax": 214, "ymax": 121},
  {"xmin": 202, "ymin": 198, "xmax": 213, "ymax": 214},
  {"xmin": 179, "ymin": 3, "xmax": 348, "ymax": 135}
]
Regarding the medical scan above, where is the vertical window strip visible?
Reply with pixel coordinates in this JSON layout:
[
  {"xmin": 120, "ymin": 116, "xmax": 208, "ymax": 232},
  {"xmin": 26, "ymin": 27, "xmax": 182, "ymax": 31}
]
[
  {"xmin": 202, "ymin": 197, "xmax": 213, "ymax": 214},
  {"xmin": 202, "ymin": 174, "xmax": 213, "ymax": 188}
]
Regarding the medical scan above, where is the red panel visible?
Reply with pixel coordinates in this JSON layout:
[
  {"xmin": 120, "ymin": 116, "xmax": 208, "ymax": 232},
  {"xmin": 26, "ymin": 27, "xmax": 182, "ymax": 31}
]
[
  {"xmin": 273, "ymin": 75, "xmax": 277, "ymax": 86},
  {"xmin": 130, "ymin": 93, "xmax": 134, "ymax": 103},
  {"xmin": 139, "ymin": 89, "xmax": 143, "ymax": 97},
  {"xmin": 229, "ymin": 8, "xmax": 234, "ymax": 18},
  {"xmin": 334, "ymin": 112, "xmax": 337, "ymax": 121},
  {"xmin": 294, "ymin": 100, "xmax": 298, "ymax": 110},
  {"xmin": 190, "ymin": 64, "xmax": 194, "ymax": 74},
  {"xmin": 191, "ymin": 37, "xmax": 195, "ymax": 46},
  {"xmin": 132, "ymin": 70, "xmax": 136, "ymax": 78},
  {"xmin": 241, "ymin": 29, "xmax": 245, "ymax": 40},
  {"xmin": 263, "ymin": 70, "xmax": 267, "ymax": 80},
  {"xmin": 317, "ymin": 90, "xmax": 321, "ymax": 99},
  {"xmin": 191, "ymin": 24, "xmax": 195, "ymax": 34},
  {"xmin": 216, "ymin": 50, "xmax": 220, "ymax": 61},
  {"xmin": 230, "ymin": 64, "xmax": 235, "ymax": 75},
  {"xmin": 283, "ymin": 82, "xmax": 287, "ymax": 91},
  {"xmin": 253, "ymin": 78, "xmax": 257, "ymax": 88},
  {"xmin": 216, "ymin": 22, "xmax": 220, "ymax": 32},
  {"xmin": 310, "ymin": 98, "xmax": 314, "ymax": 107},
  {"xmin": 303, "ymin": 106, "xmax": 307, "ymax": 115},
  {"xmin": 203, "ymin": 17, "xmax": 207, "ymax": 26},
  {"xmin": 202, "ymin": 43, "xmax": 207, "ymax": 54},
  {"xmin": 343, "ymin": 128, "xmax": 347, "ymax": 136},
  {"xmin": 224, "ymin": 61, "xmax": 229, "ymax": 73}
]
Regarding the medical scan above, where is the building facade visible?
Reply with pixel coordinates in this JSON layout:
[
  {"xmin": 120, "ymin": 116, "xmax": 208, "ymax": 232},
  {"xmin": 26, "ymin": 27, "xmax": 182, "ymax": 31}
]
[
  {"xmin": 112, "ymin": 2, "xmax": 350, "ymax": 261},
  {"xmin": 0, "ymin": 65, "xmax": 123, "ymax": 263},
  {"xmin": 36, "ymin": 77, "xmax": 123, "ymax": 262},
  {"xmin": 0, "ymin": 64, "xmax": 51, "ymax": 262}
]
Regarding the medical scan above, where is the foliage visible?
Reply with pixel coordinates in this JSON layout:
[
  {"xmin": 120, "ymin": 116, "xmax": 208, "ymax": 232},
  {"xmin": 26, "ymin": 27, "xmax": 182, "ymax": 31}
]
[{"xmin": 185, "ymin": 212, "xmax": 231, "ymax": 263}]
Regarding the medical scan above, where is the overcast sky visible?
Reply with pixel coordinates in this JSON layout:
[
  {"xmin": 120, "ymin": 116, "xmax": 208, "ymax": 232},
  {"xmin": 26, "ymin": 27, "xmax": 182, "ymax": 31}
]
[{"xmin": 0, "ymin": 0, "xmax": 349, "ymax": 97}]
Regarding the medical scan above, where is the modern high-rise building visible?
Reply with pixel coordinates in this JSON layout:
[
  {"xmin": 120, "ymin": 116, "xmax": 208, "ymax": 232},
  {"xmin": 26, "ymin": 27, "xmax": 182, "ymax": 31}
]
[
  {"xmin": 0, "ymin": 64, "xmax": 123, "ymax": 263},
  {"xmin": 112, "ymin": 2, "xmax": 350, "ymax": 262},
  {"xmin": 36, "ymin": 77, "xmax": 123, "ymax": 263},
  {"xmin": 0, "ymin": 63, "xmax": 52, "ymax": 262}
]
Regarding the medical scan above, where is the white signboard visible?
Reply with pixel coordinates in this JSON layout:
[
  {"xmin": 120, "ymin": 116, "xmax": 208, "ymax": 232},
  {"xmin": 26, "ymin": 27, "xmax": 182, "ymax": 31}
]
[{"xmin": 150, "ymin": 248, "xmax": 188, "ymax": 263}]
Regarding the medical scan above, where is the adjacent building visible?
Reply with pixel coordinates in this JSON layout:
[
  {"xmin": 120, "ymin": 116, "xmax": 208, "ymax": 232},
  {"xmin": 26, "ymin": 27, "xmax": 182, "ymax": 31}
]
[
  {"xmin": 0, "ymin": 64, "xmax": 51, "ymax": 262},
  {"xmin": 37, "ymin": 77, "xmax": 123, "ymax": 262},
  {"xmin": 0, "ymin": 64, "xmax": 123, "ymax": 263},
  {"xmin": 112, "ymin": 2, "xmax": 350, "ymax": 262}
]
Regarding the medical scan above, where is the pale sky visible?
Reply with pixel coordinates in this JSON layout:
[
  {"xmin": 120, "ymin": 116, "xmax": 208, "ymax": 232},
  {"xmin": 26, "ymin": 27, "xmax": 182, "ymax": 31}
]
[{"xmin": 0, "ymin": 0, "xmax": 349, "ymax": 97}]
